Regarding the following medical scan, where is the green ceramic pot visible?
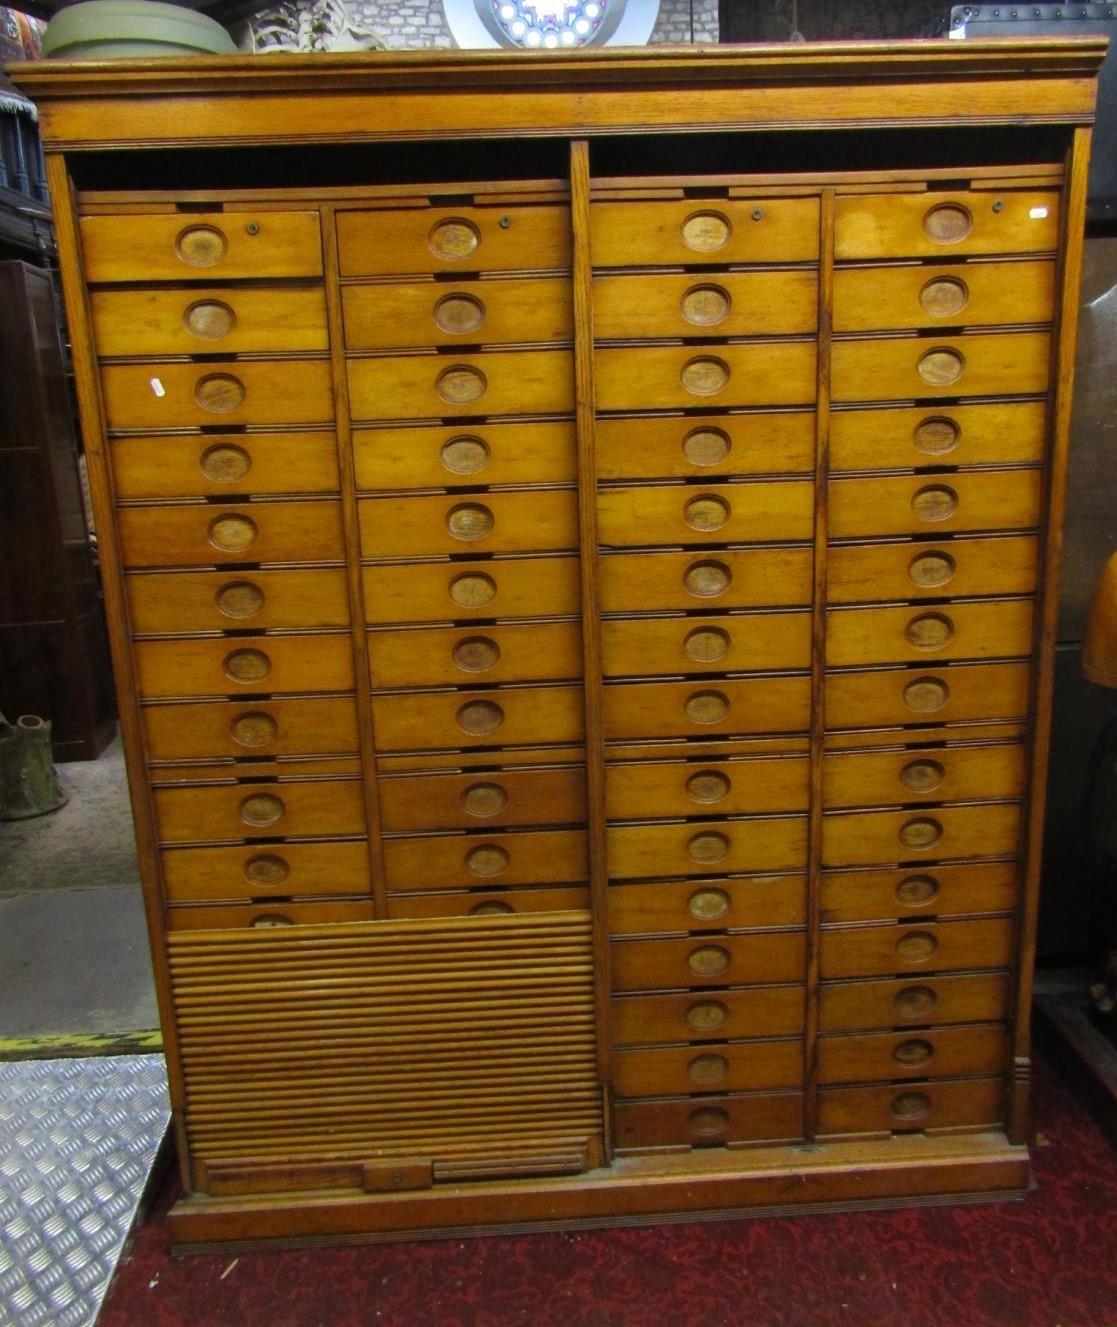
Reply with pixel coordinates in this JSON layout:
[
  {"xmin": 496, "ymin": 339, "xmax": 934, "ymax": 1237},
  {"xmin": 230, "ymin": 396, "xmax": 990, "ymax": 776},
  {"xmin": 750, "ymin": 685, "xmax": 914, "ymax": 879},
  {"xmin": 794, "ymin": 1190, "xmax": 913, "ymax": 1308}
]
[{"xmin": 43, "ymin": 0, "xmax": 236, "ymax": 59}]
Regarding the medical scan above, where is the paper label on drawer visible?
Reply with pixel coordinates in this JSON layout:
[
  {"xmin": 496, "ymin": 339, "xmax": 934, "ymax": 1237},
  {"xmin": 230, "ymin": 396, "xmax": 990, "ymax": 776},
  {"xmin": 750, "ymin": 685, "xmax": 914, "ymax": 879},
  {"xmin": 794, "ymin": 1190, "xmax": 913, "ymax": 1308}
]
[
  {"xmin": 1029, "ymin": 207, "xmax": 1049, "ymax": 220},
  {"xmin": 149, "ymin": 377, "xmax": 166, "ymax": 397}
]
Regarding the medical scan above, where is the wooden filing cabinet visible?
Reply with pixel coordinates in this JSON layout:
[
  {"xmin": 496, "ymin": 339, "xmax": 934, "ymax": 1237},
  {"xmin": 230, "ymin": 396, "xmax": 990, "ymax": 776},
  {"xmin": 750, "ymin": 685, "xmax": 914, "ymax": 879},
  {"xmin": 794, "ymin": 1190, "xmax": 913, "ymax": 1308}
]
[{"xmin": 11, "ymin": 38, "xmax": 1104, "ymax": 1247}]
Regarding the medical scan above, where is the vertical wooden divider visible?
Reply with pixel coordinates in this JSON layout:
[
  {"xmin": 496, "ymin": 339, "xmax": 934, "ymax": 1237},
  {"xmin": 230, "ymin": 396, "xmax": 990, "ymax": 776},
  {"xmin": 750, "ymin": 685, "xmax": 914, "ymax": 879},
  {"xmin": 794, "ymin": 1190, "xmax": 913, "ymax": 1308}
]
[
  {"xmin": 570, "ymin": 140, "xmax": 614, "ymax": 1130},
  {"xmin": 321, "ymin": 205, "xmax": 389, "ymax": 918},
  {"xmin": 803, "ymin": 188, "xmax": 835, "ymax": 1140},
  {"xmin": 44, "ymin": 153, "xmax": 193, "ymax": 1183},
  {"xmin": 1008, "ymin": 127, "xmax": 1093, "ymax": 1145}
]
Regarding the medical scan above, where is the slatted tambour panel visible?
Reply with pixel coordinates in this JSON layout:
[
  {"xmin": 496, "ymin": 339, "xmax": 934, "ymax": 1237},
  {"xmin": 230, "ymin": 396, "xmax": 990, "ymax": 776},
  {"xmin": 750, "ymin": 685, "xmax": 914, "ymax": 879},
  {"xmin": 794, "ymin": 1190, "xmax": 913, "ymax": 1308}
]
[{"xmin": 169, "ymin": 914, "xmax": 601, "ymax": 1188}]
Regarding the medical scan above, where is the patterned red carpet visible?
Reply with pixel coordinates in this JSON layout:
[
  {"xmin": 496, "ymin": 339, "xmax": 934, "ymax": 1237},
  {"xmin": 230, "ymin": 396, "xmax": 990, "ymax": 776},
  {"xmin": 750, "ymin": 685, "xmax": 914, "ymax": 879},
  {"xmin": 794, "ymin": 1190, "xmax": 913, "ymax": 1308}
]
[{"xmin": 100, "ymin": 1053, "xmax": 1117, "ymax": 1327}]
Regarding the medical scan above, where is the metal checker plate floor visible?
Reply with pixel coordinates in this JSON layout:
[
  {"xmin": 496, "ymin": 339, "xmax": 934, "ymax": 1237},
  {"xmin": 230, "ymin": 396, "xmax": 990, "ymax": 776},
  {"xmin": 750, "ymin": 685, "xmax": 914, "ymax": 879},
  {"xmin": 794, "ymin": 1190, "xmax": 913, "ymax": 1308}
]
[{"xmin": 0, "ymin": 1056, "xmax": 170, "ymax": 1327}]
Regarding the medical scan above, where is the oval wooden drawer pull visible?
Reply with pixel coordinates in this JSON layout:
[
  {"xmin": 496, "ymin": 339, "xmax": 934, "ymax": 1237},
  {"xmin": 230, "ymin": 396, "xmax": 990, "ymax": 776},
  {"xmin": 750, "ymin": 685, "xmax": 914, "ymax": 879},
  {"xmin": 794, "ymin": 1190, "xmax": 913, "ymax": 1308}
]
[
  {"xmin": 446, "ymin": 502, "xmax": 494, "ymax": 541},
  {"xmin": 681, "ymin": 210, "xmax": 731, "ymax": 253},
  {"xmin": 215, "ymin": 580, "xmax": 265, "ymax": 620},
  {"xmin": 916, "ymin": 347, "xmax": 964, "ymax": 388},
  {"xmin": 465, "ymin": 843, "xmax": 510, "ymax": 877},
  {"xmin": 470, "ymin": 899, "xmax": 514, "ymax": 915},
  {"xmin": 223, "ymin": 647, "xmax": 271, "ymax": 683},
  {"xmin": 891, "ymin": 1089, "xmax": 933, "ymax": 1122},
  {"xmin": 683, "ymin": 626, "xmax": 730, "ymax": 663},
  {"xmin": 893, "ymin": 984, "xmax": 938, "ymax": 1019},
  {"xmin": 230, "ymin": 711, "xmax": 278, "ymax": 748},
  {"xmin": 919, "ymin": 276, "xmax": 968, "ymax": 318},
  {"xmin": 685, "ymin": 769, "xmax": 731, "ymax": 804},
  {"xmin": 895, "ymin": 929, "xmax": 938, "ymax": 963},
  {"xmin": 195, "ymin": 372, "xmax": 247, "ymax": 413},
  {"xmin": 460, "ymin": 781, "xmax": 508, "ymax": 818},
  {"xmin": 428, "ymin": 216, "xmax": 480, "ymax": 260},
  {"xmin": 896, "ymin": 872, "xmax": 940, "ymax": 905},
  {"xmin": 239, "ymin": 792, "xmax": 285, "ymax": 827},
  {"xmin": 903, "ymin": 675, "xmax": 949, "ymax": 713},
  {"xmin": 185, "ymin": 298, "xmax": 236, "ymax": 340},
  {"xmin": 434, "ymin": 292, "xmax": 485, "ymax": 335},
  {"xmin": 684, "ymin": 493, "xmax": 730, "ymax": 532},
  {"xmin": 175, "ymin": 223, "xmax": 228, "ymax": 267},
  {"xmin": 908, "ymin": 550, "xmax": 956, "ymax": 589},
  {"xmin": 911, "ymin": 484, "xmax": 959, "ymax": 522},
  {"xmin": 449, "ymin": 571, "xmax": 497, "ymax": 607},
  {"xmin": 688, "ymin": 1106, "xmax": 730, "ymax": 1139},
  {"xmin": 913, "ymin": 415, "xmax": 961, "ymax": 456},
  {"xmin": 452, "ymin": 635, "xmax": 500, "ymax": 673},
  {"xmin": 456, "ymin": 699, "xmax": 504, "ymax": 736},
  {"xmin": 905, "ymin": 612, "xmax": 954, "ymax": 650},
  {"xmin": 899, "ymin": 760, "xmax": 945, "ymax": 794},
  {"xmin": 243, "ymin": 852, "xmax": 290, "ymax": 886},
  {"xmin": 922, "ymin": 202, "xmax": 972, "ymax": 244},
  {"xmin": 684, "ymin": 559, "xmax": 732, "ymax": 598},
  {"xmin": 899, "ymin": 816, "xmax": 942, "ymax": 851},
  {"xmin": 681, "ymin": 283, "xmax": 731, "ymax": 326},
  {"xmin": 687, "ymin": 886, "xmax": 731, "ymax": 921},
  {"xmin": 208, "ymin": 513, "xmax": 258, "ymax": 553},
  {"xmin": 687, "ymin": 830, "xmax": 730, "ymax": 864},
  {"xmin": 688, "ymin": 1053, "xmax": 729, "ymax": 1086},
  {"xmin": 436, "ymin": 364, "xmax": 487, "ymax": 405},
  {"xmin": 687, "ymin": 943, "xmax": 731, "ymax": 977},
  {"xmin": 684, "ymin": 690, "xmax": 730, "ymax": 724},
  {"xmin": 685, "ymin": 998, "xmax": 728, "ymax": 1031},
  {"xmin": 681, "ymin": 355, "xmax": 730, "ymax": 396},
  {"xmin": 441, "ymin": 435, "xmax": 490, "ymax": 476},
  {"xmin": 250, "ymin": 912, "xmax": 294, "ymax": 928},
  {"xmin": 683, "ymin": 426, "xmax": 731, "ymax": 468},
  {"xmin": 199, "ymin": 441, "xmax": 252, "ymax": 484},
  {"xmin": 892, "ymin": 1037, "xmax": 935, "ymax": 1067}
]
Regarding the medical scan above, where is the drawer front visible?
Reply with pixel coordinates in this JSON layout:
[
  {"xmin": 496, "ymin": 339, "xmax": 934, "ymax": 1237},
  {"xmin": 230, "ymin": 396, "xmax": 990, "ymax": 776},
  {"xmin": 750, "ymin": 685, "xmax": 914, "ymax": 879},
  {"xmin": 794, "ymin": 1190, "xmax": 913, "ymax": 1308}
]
[
  {"xmin": 612, "ymin": 930, "xmax": 807, "ymax": 991},
  {"xmin": 382, "ymin": 827, "xmax": 588, "ymax": 891},
  {"xmin": 354, "ymin": 420, "xmax": 576, "ymax": 492},
  {"xmin": 820, "ymin": 860, "xmax": 1019, "ymax": 924},
  {"xmin": 602, "ymin": 614, "xmax": 811, "ymax": 679},
  {"xmin": 161, "ymin": 838, "xmax": 370, "ymax": 901},
  {"xmin": 91, "ymin": 287, "xmax": 329, "ymax": 357},
  {"xmin": 128, "ymin": 568, "xmax": 350, "ymax": 634},
  {"xmin": 823, "ymin": 744, "xmax": 1026, "ymax": 811},
  {"xmin": 819, "ymin": 972, "xmax": 1013, "ymax": 1033},
  {"xmin": 817, "ymin": 1077, "xmax": 1004, "ymax": 1137},
  {"xmin": 143, "ymin": 696, "xmax": 360, "ymax": 763},
  {"xmin": 597, "ymin": 479, "xmax": 814, "ymax": 546},
  {"xmin": 608, "ymin": 817, "xmax": 808, "ymax": 880},
  {"xmin": 819, "ymin": 917, "xmax": 1015, "ymax": 980},
  {"xmin": 826, "ymin": 661, "xmax": 1032, "ymax": 730},
  {"xmin": 608, "ymin": 875, "xmax": 807, "ymax": 935},
  {"xmin": 337, "ymin": 204, "xmax": 570, "ymax": 277},
  {"xmin": 614, "ymin": 1039, "xmax": 804, "ymax": 1099},
  {"xmin": 167, "ymin": 900, "xmax": 377, "ymax": 931},
  {"xmin": 81, "ymin": 211, "xmax": 324, "ymax": 282},
  {"xmin": 347, "ymin": 349, "xmax": 573, "ymax": 422},
  {"xmin": 591, "ymin": 198, "xmax": 821, "ymax": 266},
  {"xmin": 823, "ymin": 803, "xmax": 1021, "ymax": 869},
  {"xmin": 593, "ymin": 270, "xmax": 818, "ymax": 339},
  {"xmin": 111, "ymin": 433, "xmax": 340, "ymax": 501},
  {"xmin": 595, "ymin": 342, "xmax": 817, "ymax": 412},
  {"xmin": 118, "ymin": 500, "xmax": 344, "ymax": 569},
  {"xmin": 827, "ymin": 535, "xmax": 1039, "ymax": 605},
  {"xmin": 818, "ymin": 1024, "xmax": 1008, "ymax": 1085},
  {"xmin": 834, "ymin": 190, "xmax": 1059, "ymax": 261},
  {"xmin": 342, "ymin": 277, "xmax": 572, "ymax": 349},
  {"xmin": 613, "ymin": 1092, "xmax": 803, "ymax": 1152},
  {"xmin": 606, "ymin": 756, "xmax": 808, "ymax": 821},
  {"xmin": 154, "ymin": 778, "xmax": 366, "ymax": 844},
  {"xmin": 830, "ymin": 401, "xmax": 1046, "ymax": 474},
  {"xmin": 101, "ymin": 361, "xmax": 334, "ymax": 430},
  {"xmin": 378, "ymin": 764, "xmax": 586, "ymax": 832},
  {"xmin": 363, "ymin": 555, "xmax": 581, "ymax": 625},
  {"xmin": 135, "ymin": 634, "xmax": 355, "ymax": 699},
  {"xmin": 359, "ymin": 489, "xmax": 578, "ymax": 559},
  {"xmin": 604, "ymin": 676, "xmax": 811, "ymax": 742},
  {"xmin": 600, "ymin": 548, "xmax": 813, "ymax": 614},
  {"xmin": 612, "ymin": 985, "xmax": 806, "ymax": 1045},
  {"xmin": 831, "ymin": 332, "xmax": 1050, "ymax": 404},
  {"xmin": 369, "ymin": 620, "xmax": 582, "ymax": 689},
  {"xmin": 832, "ymin": 259, "xmax": 1054, "ymax": 334},
  {"xmin": 386, "ymin": 886, "xmax": 591, "ymax": 919},
  {"xmin": 826, "ymin": 599, "xmax": 1035, "ymax": 667},
  {"xmin": 371, "ymin": 684, "xmax": 584, "ymax": 753},
  {"xmin": 595, "ymin": 412, "xmax": 815, "ymax": 482}
]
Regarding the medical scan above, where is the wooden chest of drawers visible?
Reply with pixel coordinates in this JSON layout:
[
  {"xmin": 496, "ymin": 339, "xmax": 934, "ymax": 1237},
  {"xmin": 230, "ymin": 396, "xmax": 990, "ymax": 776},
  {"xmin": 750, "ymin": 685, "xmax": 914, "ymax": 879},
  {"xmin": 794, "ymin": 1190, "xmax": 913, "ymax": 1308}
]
[{"xmin": 12, "ymin": 37, "xmax": 1104, "ymax": 1248}]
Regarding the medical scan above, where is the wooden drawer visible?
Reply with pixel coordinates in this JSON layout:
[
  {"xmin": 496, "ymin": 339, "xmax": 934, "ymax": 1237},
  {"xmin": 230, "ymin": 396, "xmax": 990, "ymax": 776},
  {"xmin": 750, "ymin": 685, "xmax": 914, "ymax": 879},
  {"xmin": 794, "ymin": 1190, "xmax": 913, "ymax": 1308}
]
[
  {"xmin": 135, "ymin": 634, "xmax": 354, "ymax": 699},
  {"xmin": 603, "ymin": 676, "xmax": 811, "ymax": 742},
  {"xmin": 167, "ymin": 900, "xmax": 377, "ymax": 931},
  {"xmin": 818, "ymin": 1023, "xmax": 1008, "ymax": 1085},
  {"xmin": 602, "ymin": 613, "xmax": 811, "ymax": 679},
  {"xmin": 154, "ymin": 778, "xmax": 366, "ymax": 845},
  {"xmin": 819, "ymin": 972, "xmax": 1012, "ymax": 1033},
  {"xmin": 826, "ymin": 661, "xmax": 1031, "ymax": 730},
  {"xmin": 143, "ymin": 696, "xmax": 360, "ymax": 763},
  {"xmin": 823, "ymin": 744, "xmax": 1026, "ymax": 811},
  {"xmin": 91, "ymin": 287, "xmax": 329, "ymax": 357},
  {"xmin": 608, "ymin": 875, "xmax": 806, "ymax": 936},
  {"xmin": 101, "ymin": 361, "xmax": 334, "ymax": 431},
  {"xmin": 342, "ymin": 276, "xmax": 572, "ymax": 349},
  {"xmin": 595, "ymin": 412, "xmax": 815, "ymax": 483},
  {"xmin": 371, "ymin": 683, "xmax": 584, "ymax": 754},
  {"xmin": 118, "ymin": 499, "xmax": 344, "ymax": 570},
  {"xmin": 614, "ymin": 1038, "xmax": 803, "ymax": 1099},
  {"xmin": 363, "ymin": 555, "xmax": 580, "ymax": 625},
  {"xmin": 817, "ymin": 1077, "xmax": 1004, "ymax": 1138},
  {"xmin": 612, "ymin": 985, "xmax": 805, "ymax": 1045},
  {"xmin": 820, "ymin": 860, "xmax": 1019, "ymax": 924},
  {"xmin": 593, "ymin": 270, "xmax": 818, "ymax": 340},
  {"xmin": 382, "ymin": 827, "xmax": 587, "ymax": 891},
  {"xmin": 378, "ymin": 764, "xmax": 586, "ymax": 832},
  {"xmin": 81, "ymin": 211, "xmax": 323, "ymax": 282},
  {"xmin": 830, "ymin": 401, "xmax": 1047, "ymax": 474},
  {"xmin": 386, "ymin": 886, "xmax": 590, "ymax": 919},
  {"xmin": 831, "ymin": 331, "xmax": 1050, "ymax": 404},
  {"xmin": 608, "ymin": 817, "xmax": 808, "ymax": 880},
  {"xmin": 354, "ymin": 420, "xmax": 576, "ymax": 491},
  {"xmin": 611, "ymin": 930, "xmax": 807, "ymax": 991},
  {"xmin": 606, "ymin": 754, "xmax": 807, "ymax": 821},
  {"xmin": 832, "ymin": 259, "xmax": 1054, "ymax": 334},
  {"xmin": 834, "ymin": 189, "xmax": 1059, "ymax": 261},
  {"xmin": 595, "ymin": 343, "xmax": 816, "ymax": 412},
  {"xmin": 819, "ymin": 917, "xmax": 1015, "ymax": 980},
  {"xmin": 826, "ymin": 599, "xmax": 1034, "ymax": 667},
  {"xmin": 600, "ymin": 547, "xmax": 813, "ymax": 614},
  {"xmin": 111, "ymin": 433, "xmax": 340, "ymax": 501},
  {"xmin": 823, "ymin": 803, "xmax": 1021, "ymax": 869},
  {"xmin": 597, "ymin": 479, "xmax": 814, "ymax": 547},
  {"xmin": 161, "ymin": 838, "xmax": 370, "ymax": 902},
  {"xmin": 369, "ymin": 620, "xmax": 582, "ymax": 689},
  {"xmin": 827, "ymin": 535, "xmax": 1039, "ymax": 605},
  {"xmin": 613, "ymin": 1092, "xmax": 803, "ymax": 1152},
  {"xmin": 337, "ymin": 203, "xmax": 570, "ymax": 277},
  {"xmin": 359, "ymin": 489, "xmax": 578, "ymax": 559},
  {"xmin": 347, "ymin": 349, "xmax": 573, "ymax": 422},
  {"xmin": 591, "ymin": 198, "xmax": 820, "ymax": 266},
  {"xmin": 128, "ymin": 568, "xmax": 350, "ymax": 634}
]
